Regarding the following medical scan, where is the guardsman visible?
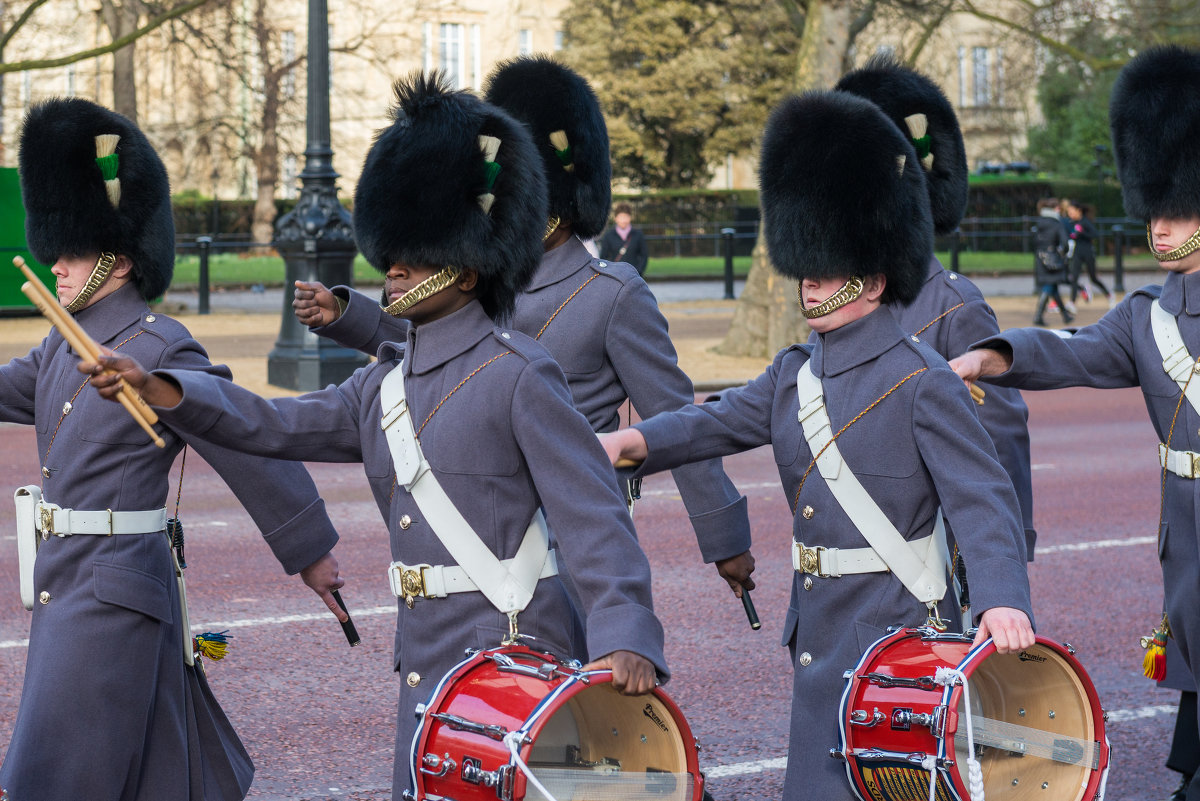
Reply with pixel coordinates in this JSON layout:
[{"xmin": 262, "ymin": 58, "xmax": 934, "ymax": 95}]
[
  {"xmin": 834, "ymin": 55, "xmax": 1038, "ymax": 562},
  {"xmin": 294, "ymin": 56, "xmax": 755, "ymax": 596},
  {"xmin": 0, "ymin": 98, "xmax": 344, "ymax": 801},
  {"xmin": 951, "ymin": 45, "xmax": 1200, "ymax": 801},
  {"xmin": 79, "ymin": 74, "xmax": 666, "ymax": 801},
  {"xmin": 601, "ymin": 89, "xmax": 1034, "ymax": 801}
]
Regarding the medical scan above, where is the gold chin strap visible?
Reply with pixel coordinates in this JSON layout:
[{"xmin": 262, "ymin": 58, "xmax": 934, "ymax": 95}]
[
  {"xmin": 63, "ymin": 252, "xmax": 117, "ymax": 313},
  {"xmin": 797, "ymin": 276, "xmax": 865, "ymax": 319},
  {"xmin": 1149, "ymin": 223, "xmax": 1200, "ymax": 263},
  {"xmin": 381, "ymin": 265, "xmax": 462, "ymax": 317},
  {"xmin": 543, "ymin": 215, "xmax": 561, "ymax": 242}
]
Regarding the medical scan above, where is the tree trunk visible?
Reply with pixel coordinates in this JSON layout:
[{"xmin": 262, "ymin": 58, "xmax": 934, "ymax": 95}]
[
  {"xmin": 101, "ymin": 1, "xmax": 140, "ymax": 122},
  {"xmin": 716, "ymin": 0, "xmax": 854, "ymax": 358},
  {"xmin": 252, "ymin": 84, "xmax": 281, "ymax": 247}
]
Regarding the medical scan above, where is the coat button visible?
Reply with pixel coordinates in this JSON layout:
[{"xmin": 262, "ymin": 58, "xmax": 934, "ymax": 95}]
[
  {"xmin": 145, "ymin": 314, "xmax": 156, "ymax": 323},
  {"xmin": 801, "ymin": 505, "xmax": 814, "ymax": 520},
  {"xmin": 62, "ymin": 401, "xmax": 72, "ymax": 415},
  {"xmin": 39, "ymin": 591, "xmax": 50, "ymax": 605},
  {"xmin": 41, "ymin": 466, "xmax": 51, "ymax": 478},
  {"xmin": 399, "ymin": 515, "xmax": 412, "ymax": 530},
  {"xmin": 803, "ymin": 576, "xmax": 813, "ymax": 590},
  {"xmin": 798, "ymin": 652, "xmax": 812, "ymax": 666},
  {"xmin": 406, "ymin": 672, "xmax": 421, "ymax": 687}
]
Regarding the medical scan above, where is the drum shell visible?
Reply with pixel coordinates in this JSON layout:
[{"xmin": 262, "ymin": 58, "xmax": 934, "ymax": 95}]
[
  {"xmin": 837, "ymin": 628, "xmax": 1110, "ymax": 801},
  {"xmin": 410, "ymin": 644, "xmax": 704, "ymax": 801}
]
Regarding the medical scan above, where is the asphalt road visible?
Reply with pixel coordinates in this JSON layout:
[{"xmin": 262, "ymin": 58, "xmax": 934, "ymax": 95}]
[{"xmin": 0, "ymin": 381, "xmax": 1183, "ymax": 801}]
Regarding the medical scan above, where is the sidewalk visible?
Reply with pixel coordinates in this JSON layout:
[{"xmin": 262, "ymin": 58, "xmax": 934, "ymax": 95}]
[{"xmin": 0, "ymin": 271, "xmax": 1158, "ymax": 398}]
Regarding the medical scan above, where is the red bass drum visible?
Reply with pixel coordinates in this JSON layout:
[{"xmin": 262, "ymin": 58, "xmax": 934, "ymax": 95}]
[
  {"xmin": 405, "ymin": 644, "xmax": 705, "ymax": 801},
  {"xmin": 835, "ymin": 627, "xmax": 1110, "ymax": 801}
]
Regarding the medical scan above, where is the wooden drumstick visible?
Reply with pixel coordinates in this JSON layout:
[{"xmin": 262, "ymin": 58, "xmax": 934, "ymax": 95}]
[
  {"xmin": 969, "ymin": 382, "xmax": 986, "ymax": 406},
  {"xmin": 15, "ymin": 257, "xmax": 165, "ymax": 448}
]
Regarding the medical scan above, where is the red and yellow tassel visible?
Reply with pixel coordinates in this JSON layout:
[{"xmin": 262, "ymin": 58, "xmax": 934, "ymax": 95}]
[
  {"xmin": 1140, "ymin": 614, "xmax": 1170, "ymax": 680},
  {"xmin": 193, "ymin": 630, "xmax": 231, "ymax": 662}
]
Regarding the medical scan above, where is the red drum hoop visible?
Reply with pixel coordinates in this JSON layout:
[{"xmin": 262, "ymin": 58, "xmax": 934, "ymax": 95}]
[
  {"xmin": 406, "ymin": 644, "xmax": 704, "ymax": 801},
  {"xmin": 835, "ymin": 627, "xmax": 1110, "ymax": 801}
]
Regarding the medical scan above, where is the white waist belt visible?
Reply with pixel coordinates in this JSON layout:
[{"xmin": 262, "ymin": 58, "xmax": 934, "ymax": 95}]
[
  {"xmin": 792, "ymin": 535, "xmax": 934, "ymax": 578},
  {"xmin": 1160, "ymin": 443, "xmax": 1200, "ymax": 479},
  {"xmin": 389, "ymin": 550, "xmax": 558, "ymax": 601},
  {"xmin": 36, "ymin": 500, "xmax": 167, "ymax": 537}
]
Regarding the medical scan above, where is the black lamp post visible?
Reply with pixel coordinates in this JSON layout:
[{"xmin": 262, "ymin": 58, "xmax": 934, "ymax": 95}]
[{"xmin": 267, "ymin": 0, "xmax": 366, "ymax": 390}]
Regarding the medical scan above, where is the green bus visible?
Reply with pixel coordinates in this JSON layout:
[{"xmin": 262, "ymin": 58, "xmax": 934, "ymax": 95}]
[{"xmin": 0, "ymin": 166, "xmax": 54, "ymax": 312}]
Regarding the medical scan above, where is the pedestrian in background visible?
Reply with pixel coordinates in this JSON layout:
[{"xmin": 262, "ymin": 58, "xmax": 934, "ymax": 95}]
[
  {"xmin": 599, "ymin": 201, "xmax": 649, "ymax": 275},
  {"xmin": 1033, "ymin": 197, "xmax": 1074, "ymax": 326},
  {"xmin": 1066, "ymin": 198, "xmax": 1114, "ymax": 307}
]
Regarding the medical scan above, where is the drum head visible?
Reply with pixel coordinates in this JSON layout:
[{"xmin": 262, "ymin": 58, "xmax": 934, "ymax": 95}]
[
  {"xmin": 953, "ymin": 641, "xmax": 1103, "ymax": 801},
  {"xmin": 524, "ymin": 682, "xmax": 695, "ymax": 801}
]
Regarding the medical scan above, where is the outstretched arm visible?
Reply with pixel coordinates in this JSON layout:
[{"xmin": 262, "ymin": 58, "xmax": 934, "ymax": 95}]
[
  {"xmin": 293, "ymin": 280, "xmax": 343, "ymax": 328},
  {"xmin": 948, "ymin": 347, "xmax": 1013, "ymax": 390},
  {"xmin": 80, "ymin": 348, "xmax": 182, "ymax": 408}
]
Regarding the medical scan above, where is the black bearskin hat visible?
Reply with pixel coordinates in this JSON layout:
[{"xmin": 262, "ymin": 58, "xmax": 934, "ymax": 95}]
[
  {"xmin": 484, "ymin": 56, "xmax": 611, "ymax": 239},
  {"xmin": 835, "ymin": 54, "xmax": 968, "ymax": 235},
  {"xmin": 760, "ymin": 91, "xmax": 932, "ymax": 305},
  {"xmin": 354, "ymin": 73, "xmax": 547, "ymax": 320},
  {"xmin": 18, "ymin": 98, "xmax": 175, "ymax": 301},
  {"xmin": 1110, "ymin": 46, "xmax": 1200, "ymax": 220}
]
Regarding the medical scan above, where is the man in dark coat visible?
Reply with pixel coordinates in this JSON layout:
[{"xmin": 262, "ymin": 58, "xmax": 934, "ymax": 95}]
[
  {"xmin": 598, "ymin": 201, "xmax": 649, "ymax": 275},
  {"xmin": 0, "ymin": 98, "xmax": 346, "ymax": 801}
]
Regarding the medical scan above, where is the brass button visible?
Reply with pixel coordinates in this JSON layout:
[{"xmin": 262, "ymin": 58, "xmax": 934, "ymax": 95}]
[
  {"xmin": 801, "ymin": 505, "xmax": 814, "ymax": 520},
  {"xmin": 406, "ymin": 672, "xmax": 421, "ymax": 687},
  {"xmin": 39, "ymin": 591, "xmax": 50, "ymax": 605},
  {"xmin": 501, "ymin": 332, "xmax": 511, "ymax": 340},
  {"xmin": 41, "ymin": 466, "xmax": 51, "ymax": 478},
  {"xmin": 803, "ymin": 576, "xmax": 813, "ymax": 591},
  {"xmin": 399, "ymin": 515, "xmax": 412, "ymax": 530},
  {"xmin": 62, "ymin": 401, "xmax": 72, "ymax": 415},
  {"xmin": 145, "ymin": 314, "xmax": 156, "ymax": 323},
  {"xmin": 798, "ymin": 652, "xmax": 812, "ymax": 667}
]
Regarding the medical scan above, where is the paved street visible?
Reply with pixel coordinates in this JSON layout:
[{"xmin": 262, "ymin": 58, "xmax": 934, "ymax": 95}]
[{"xmin": 0, "ymin": 276, "xmax": 1183, "ymax": 800}]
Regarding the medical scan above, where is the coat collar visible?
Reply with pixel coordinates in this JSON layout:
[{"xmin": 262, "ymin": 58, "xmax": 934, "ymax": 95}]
[
  {"xmin": 526, "ymin": 236, "xmax": 592, "ymax": 291},
  {"xmin": 400, "ymin": 300, "xmax": 494, "ymax": 376},
  {"xmin": 810, "ymin": 304, "xmax": 907, "ymax": 378},
  {"xmin": 74, "ymin": 283, "xmax": 149, "ymax": 346},
  {"xmin": 1158, "ymin": 270, "xmax": 1200, "ymax": 317}
]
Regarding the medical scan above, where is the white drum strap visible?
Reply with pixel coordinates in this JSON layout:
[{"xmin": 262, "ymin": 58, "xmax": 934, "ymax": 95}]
[
  {"xmin": 1151, "ymin": 299, "xmax": 1200, "ymax": 414},
  {"xmin": 796, "ymin": 363, "xmax": 947, "ymax": 605},
  {"xmin": 380, "ymin": 363, "xmax": 549, "ymax": 615}
]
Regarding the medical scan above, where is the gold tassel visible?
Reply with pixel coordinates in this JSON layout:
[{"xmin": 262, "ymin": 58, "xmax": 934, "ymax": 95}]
[
  {"xmin": 193, "ymin": 630, "xmax": 231, "ymax": 662},
  {"xmin": 1140, "ymin": 614, "xmax": 1170, "ymax": 680}
]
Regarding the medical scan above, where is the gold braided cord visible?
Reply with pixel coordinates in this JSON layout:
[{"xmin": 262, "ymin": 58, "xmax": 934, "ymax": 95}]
[
  {"xmin": 63, "ymin": 252, "xmax": 117, "ymax": 313},
  {"xmin": 543, "ymin": 216, "xmax": 561, "ymax": 241},
  {"xmin": 381, "ymin": 266, "xmax": 462, "ymax": 317},
  {"xmin": 536, "ymin": 274, "xmax": 599, "ymax": 340},
  {"xmin": 797, "ymin": 276, "xmax": 864, "ymax": 319},
  {"xmin": 792, "ymin": 367, "xmax": 928, "ymax": 514},
  {"xmin": 1149, "ymin": 223, "xmax": 1200, "ymax": 263},
  {"xmin": 913, "ymin": 303, "xmax": 964, "ymax": 337}
]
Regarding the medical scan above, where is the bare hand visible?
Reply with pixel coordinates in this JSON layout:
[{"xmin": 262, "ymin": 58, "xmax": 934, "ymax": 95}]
[
  {"xmin": 300, "ymin": 552, "xmax": 348, "ymax": 622},
  {"xmin": 581, "ymin": 650, "xmax": 656, "ymax": 695},
  {"xmin": 293, "ymin": 280, "xmax": 341, "ymax": 328},
  {"xmin": 948, "ymin": 348, "xmax": 1011, "ymax": 392},
  {"xmin": 78, "ymin": 348, "xmax": 182, "ymax": 408},
  {"xmin": 715, "ymin": 550, "xmax": 756, "ymax": 596},
  {"xmin": 973, "ymin": 606, "xmax": 1035, "ymax": 653},
  {"xmin": 598, "ymin": 428, "xmax": 648, "ymax": 468}
]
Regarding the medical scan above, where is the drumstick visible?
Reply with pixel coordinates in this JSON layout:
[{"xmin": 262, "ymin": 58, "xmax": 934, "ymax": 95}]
[
  {"xmin": 741, "ymin": 588, "xmax": 761, "ymax": 630},
  {"xmin": 16, "ymin": 257, "xmax": 165, "ymax": 448},
  {"xmin": 969, "ymin": 382, "xmax": 985, "ymax": 406},
  {"xmin": 331, "ymin": 589, "xmax": 360, "ymax": 647}
]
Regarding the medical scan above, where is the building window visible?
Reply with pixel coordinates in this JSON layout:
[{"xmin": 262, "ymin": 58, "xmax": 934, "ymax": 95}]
[
  {"xmin": 423, "ymin": 22, "xmax": 433, "ymax": 72},
  {"xmin": 956, "ymin": 47, "xmax": 967, "ymax": 107},
  {"xmin": 440, "ymin": 23, "xmax": 464, "ymax": 88},
  {"xmin": 518, "ymin": 29, "xmax": 532, "ymax": 55},
  {"xmin": 554, "ymin": 30, "xmax": 563, "ymax": 51},
  {"xmin": 995, "ymin": 47, "xmax": 1005, "ymax": 106},
  {"xmin": 972, "ymin": 46, "xmax": 990, "ymax": 107},
  {"xmin": 21, "ymin": 72, "xmax": 31, "ymax": 109},
  {"xmin": 283, "ymin": 154, "xmax": 298, "ymax": 200},
  {"xmin": 282, "ymin": 31, "xmax": 296, "ymax": 99},
  {"xmin": 471, "ymin": 24, "xmax": 481, "ymax": 89}
]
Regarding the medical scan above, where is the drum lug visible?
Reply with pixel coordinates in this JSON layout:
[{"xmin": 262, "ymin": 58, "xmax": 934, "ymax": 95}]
[
  {"xmin": 850, "ymin": 707, "xmax": 886, "ymax": 727},
  {"xmin": 420, "ymin": 752, "xmax": 457, "ymax": 778},
  {"xmin": 431, "ymin": 712, "xmax": 511, "ymax": 741},
  {"xmin": 829, "ymin": 748, "xmax": 846, "ymax": 761},
  {"xmin": 889, "ymin": 705, "xmax": 948, "ymax": 738},
  {"xmin": 855, "ymin": 747, "xmax": 948, "ymax": 769},
  {"xmin": 862, "ymin": 672, "xmax": 938, "ymax": 691},
  {"xmin": 496, "ymin": 764, "xmax": 515, "ymax": 801},
  {"xmin": 461, "ymin": 756, "xmax": 504, "ymax": 789},
  {"xmin": 1061, "ymin": 641, "xmax": 1076, "ymax": 655}
]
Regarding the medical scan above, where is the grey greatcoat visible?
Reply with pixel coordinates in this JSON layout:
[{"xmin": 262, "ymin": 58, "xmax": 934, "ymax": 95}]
[
  {"xmin": 633, "ymin": 305, "xmax": 1032, "ymax": 801},
  {"xmin": 974, "ymin": 269, "xmax": 1200, "ymax": 741},
  {"xmin": 896, "ymin": 257, "xmax": 1036, "ymax": 556},
  {"xmin": 316, "ymin": 236, "xmax": 750, "ymax": 563},
  {"xmin": 150, "ymin": 300, "xmax": 668, "ymax": 800},
  {"xmin": 0, "ymin": 284, "xmax": 340, "ymax": 801}
]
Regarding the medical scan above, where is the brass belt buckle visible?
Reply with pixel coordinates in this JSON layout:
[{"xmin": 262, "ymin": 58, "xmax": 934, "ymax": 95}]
[
  {"xmin": 399, "ymin": 565, "xmax": 428, "ymax": 609},
  {"xmin": 38, "ymin": 505, "xmax": 54, "ymax": 540},
  {"xmin": 1191, "ymin": 453, "xmax": 1200, "ymax": 480},
  {"xmin": 798, "ymin": 544, "xmax": 830, "ymax": 578}
]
